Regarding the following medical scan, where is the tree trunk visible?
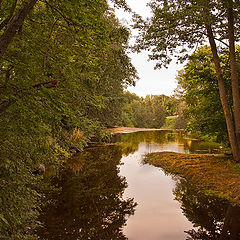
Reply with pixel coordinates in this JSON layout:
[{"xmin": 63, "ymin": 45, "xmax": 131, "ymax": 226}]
[
  {"xmin": 220, "ymin": 205, "xmax": 240, "ymax": 240},
  {"xmin": 0, "ymin": 0, "xmax": 18, "ymax": 31},
  {"xmin": 203, "ymin": 10, "xmax": 240, "ymax": 162},
  {"xmin": 0, "ymin": 0, "xmax": 38, "ymax": 60},
  {"xmin": 227, "ymin": 1, "xmax": 240, "ymax": 147},
  {"xmin": 219, "ymin": 205, "xmax": 232, "ymax": 240}
]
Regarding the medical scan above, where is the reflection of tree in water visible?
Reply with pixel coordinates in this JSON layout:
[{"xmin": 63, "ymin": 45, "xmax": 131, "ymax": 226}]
[
  {"xmin": 112, "ymin": 130, "xmax": 185, "ymax": 156},
  {"xmin": 37, "ymin": 145, "xmax": 136, "ymax": 240},
  {"xmin": 173, "ymin": 178, "xmax": 240, "ymax": 239},
  {"xmin": 186, "ymin": 141, "xmax": 221, "ymax": 154},
  {"xmin": 112, "ymin": 130, "xmax": 220, "ymax": 156}
]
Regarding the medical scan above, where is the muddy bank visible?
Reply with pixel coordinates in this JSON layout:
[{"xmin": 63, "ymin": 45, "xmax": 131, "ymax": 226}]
[{"xmin": 145, "ymin": 152, "xmax": 240, "ymax": 205}]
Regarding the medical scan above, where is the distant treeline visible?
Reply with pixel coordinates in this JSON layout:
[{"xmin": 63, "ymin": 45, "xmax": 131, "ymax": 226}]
[{"xmin": 120, "ymin": 91, "xmax": 186, "ymax": 129}]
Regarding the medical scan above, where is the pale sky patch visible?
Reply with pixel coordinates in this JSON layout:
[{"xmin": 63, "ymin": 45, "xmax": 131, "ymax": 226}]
[{"xmin": 112, "ymin": 0, "xmax": 184, "ymax": 97}]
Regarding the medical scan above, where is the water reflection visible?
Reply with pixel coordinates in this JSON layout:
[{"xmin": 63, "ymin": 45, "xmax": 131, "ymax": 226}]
[
  {"xmin": 113, "ymin": 130, "xmax": 220, "ymax": 156},
  {"xmin": 37, "ymin": 145, "xmax": 136, "ymax": 239},
  {"xmin": 114, "ymin": 130, "xmax": 188, "ymax": 156},
  {"xmin": 38, "ymin": 130, "xmax": 239, "ymax": 239},
  {"xmin": 174, "ymin": 178, "xmax": 240, "ymax": 239}
]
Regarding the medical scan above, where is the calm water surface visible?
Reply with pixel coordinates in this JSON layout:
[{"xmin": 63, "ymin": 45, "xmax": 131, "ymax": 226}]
[{"xmin": 37, "ymin": 130, "xmax": 240, "ymax": 239}]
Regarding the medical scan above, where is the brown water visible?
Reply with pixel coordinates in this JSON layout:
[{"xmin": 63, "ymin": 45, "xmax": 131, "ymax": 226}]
[{"xmin": 37, "ymin": 130, "xmax": 240, "ymax": 239}]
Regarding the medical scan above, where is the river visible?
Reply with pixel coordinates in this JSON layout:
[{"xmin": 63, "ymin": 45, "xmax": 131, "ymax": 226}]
[{"xmin": 37, "ymin": 130, "xmax": 240, "ymax": 239}]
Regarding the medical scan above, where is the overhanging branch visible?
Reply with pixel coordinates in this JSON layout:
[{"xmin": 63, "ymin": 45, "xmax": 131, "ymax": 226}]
[{"xmin": 0, "ymin": 80, "xmax": 59, "ymax": 114}]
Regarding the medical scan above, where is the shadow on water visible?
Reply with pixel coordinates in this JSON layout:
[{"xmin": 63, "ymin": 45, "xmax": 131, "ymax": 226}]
[
  {"xmin": 37, "ymin": 130, "xmax": 240, "ymax": 239},
  {"xmin": 113, "ymin": 130, "xmax": 187, "ymax": 156},
  {"xmin": 173, "ymin": 177, "xmax": 240, "ymax": 239},
  {"xmin": 37, "ymin": 145, "xmax": 136, "ymax": 240},
  {"xmin": 113, "ymin": 130, "xmax": 221, "ymax": 156}
]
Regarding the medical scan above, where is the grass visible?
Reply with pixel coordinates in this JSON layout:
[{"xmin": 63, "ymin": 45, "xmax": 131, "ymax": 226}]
[{"xmin": 145, "ymin": 152, "xmax": 240, "ymax": 205}]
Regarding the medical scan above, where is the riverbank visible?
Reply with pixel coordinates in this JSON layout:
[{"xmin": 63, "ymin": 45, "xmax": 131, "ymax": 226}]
[
  {"xmin": 145, "ymin": 152, "xmax": 240, "ymax": 205},
  {"xmin": 108, "ymin": 126, "xmax": 169, "ymax": 134}
]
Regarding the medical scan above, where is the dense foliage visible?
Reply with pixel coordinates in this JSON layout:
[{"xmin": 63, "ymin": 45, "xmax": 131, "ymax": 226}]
[
  {"xmin": 0, "ymin": 0, "xmax": 137, "ymax": 238},
  {"xmin": 133, "ymin": 0, "xmax": 240, "ymax": 67},
  {"xmin": 121, "ymin": 91, "xmax": 178, "ymax": 128},
  {"xmin": 133, "ymin": 0, "xmax": 240, "ymax": 162},
  {"xmin": 177, "ymin": 46, "xmax": 240, "ymax": 143}
]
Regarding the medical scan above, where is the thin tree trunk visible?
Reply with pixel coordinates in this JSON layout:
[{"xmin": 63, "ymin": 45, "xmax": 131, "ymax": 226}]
[
  {"xmin": 220, "ymin": 205, "xmax": 240, "ymax": 240},
  {"xmin": 219, "ymin": 205, "xmax": 232, "ymax": 240},
  {"xmin": 0, "ymin": 0, "xmax": 18, "ymax": 31},
  {"xmin": 227, "ymin": 1, "xmax": 240, "ymax": 147},
  {"xmin": 203, "ymin": 9, "xmax": 240, "ymax": 162},
  {"xmin": 0, "ymin": 0, "xmax": 38, "ymax": 60}
]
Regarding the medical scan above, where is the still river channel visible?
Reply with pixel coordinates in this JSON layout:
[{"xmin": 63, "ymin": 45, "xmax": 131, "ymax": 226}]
[{"xmin": 37, "ymin": 130, "xmax": 240, "ymax": 239}]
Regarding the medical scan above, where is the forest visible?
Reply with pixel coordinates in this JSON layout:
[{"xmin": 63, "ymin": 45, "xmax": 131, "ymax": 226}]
[
  {"xmin": 0, "ymin": 0, "xmax": 138, "ymax": 238},
  {"xmin": 1, "ymin": 0, "xmax": 240, "ymax": 239},
  {"xmin": 121, "ymin": 91, "xmax": 185, "ymax": 129}
]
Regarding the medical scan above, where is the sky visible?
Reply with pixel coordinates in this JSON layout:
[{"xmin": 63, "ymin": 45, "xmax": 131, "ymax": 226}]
[{"xmin": 113, "ymin": 0, "xmax": 184, "ymax": 97}]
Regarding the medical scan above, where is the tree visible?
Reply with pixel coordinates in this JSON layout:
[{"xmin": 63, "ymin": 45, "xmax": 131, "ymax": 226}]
[
  {"xmin": 121, "ymin": 92, "xmax": 175, "ymax": 128},
  {"xmin": 0, "ymin": 0, "xmax": 38, "ymax": 60},
  {"xmin": 134, "ymin": 0, "xmax": 240, "ymax": 162},
  {"xmin": 176, "ymin": 46, "xmax": 234, "ymax": 143},
  {"xmin": 0, "ymin": 0, "xmax": 137, "ymax": 238}
]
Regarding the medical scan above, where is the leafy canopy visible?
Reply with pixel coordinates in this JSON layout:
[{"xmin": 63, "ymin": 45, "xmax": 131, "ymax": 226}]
[{"xmin": 133, "ymin": 0, "xmax": 240, "ymax": 68}]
